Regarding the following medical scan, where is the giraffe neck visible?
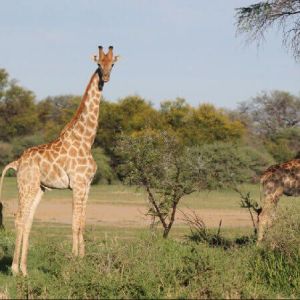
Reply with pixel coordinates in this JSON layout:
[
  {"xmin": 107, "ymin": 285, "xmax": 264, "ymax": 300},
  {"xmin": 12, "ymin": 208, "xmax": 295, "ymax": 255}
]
[{"xmin": 59, "ymin": 69, "xmax": 102, "ymax": 149}]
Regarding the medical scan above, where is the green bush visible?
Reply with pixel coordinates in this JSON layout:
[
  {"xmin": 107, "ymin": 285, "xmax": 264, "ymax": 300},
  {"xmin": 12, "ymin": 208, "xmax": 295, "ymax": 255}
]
[
  {"xmin": 13, "ymin": 233, "xmax": 213, "ymax": 299},
  {"xmin": 247, "ymin": 208, "xmax": 300, "ymax": 296},
  {"xmin": 91, "ymin": 147, "xmax": 114, "ymax": 184},
  {"xmin": 0, "ymin": 142, "xmax": 14, "ymax": 169},
  {"xmin": 11, "ymin": 134, "xmax": 45, "ymax": 158},
  {"xmin": 2, "ymin": 227, "xmax": 300, "ymax": 298}
]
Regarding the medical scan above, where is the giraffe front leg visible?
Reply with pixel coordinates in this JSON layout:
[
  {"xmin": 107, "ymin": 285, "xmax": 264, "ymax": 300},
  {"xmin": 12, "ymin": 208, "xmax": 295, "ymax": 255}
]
[
  {"xmin": 78, "ymin": 185, "xmax": 91, "ymax": 257},
  {"xmin": 72, "ymin": 184, "xmax": 88, "ymax": 257},
  {"xmin": 257, "ymin": 195, "xmax": 279, "ymax": 243}
]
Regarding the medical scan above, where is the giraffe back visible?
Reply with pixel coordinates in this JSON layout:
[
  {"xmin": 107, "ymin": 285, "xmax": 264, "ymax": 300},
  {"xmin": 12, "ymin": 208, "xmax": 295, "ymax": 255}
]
[{"xmin": 261, "ymin": 159, "xmax": 300, "ymax": 197}]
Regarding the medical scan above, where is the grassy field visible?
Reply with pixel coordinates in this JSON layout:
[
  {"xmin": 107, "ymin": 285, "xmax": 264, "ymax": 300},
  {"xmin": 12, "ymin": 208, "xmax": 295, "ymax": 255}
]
[
  {"xmin": 2, "ymin": 177, "xmax": 300, "ymax": 209},
  {"xmin": 0, "ymin": 178, "xmax": 300, "ymax": 298}
]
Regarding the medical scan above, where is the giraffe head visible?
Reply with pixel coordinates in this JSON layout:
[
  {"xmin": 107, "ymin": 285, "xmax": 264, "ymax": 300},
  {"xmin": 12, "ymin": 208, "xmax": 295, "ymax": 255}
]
[{"xmin": 93, "ymin": 46, "xmax": 119, "ymax": 83}]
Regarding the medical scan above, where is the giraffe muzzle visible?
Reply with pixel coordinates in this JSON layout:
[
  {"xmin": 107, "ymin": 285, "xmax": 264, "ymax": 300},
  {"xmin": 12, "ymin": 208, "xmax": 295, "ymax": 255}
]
[{"xmin": 102, "ymin": 75, "xmax": 110, "ymax": 82}]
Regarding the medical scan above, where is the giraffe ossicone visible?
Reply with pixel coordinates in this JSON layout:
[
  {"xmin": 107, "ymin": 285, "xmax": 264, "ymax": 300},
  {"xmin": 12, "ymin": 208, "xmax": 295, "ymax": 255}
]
[{"xmin": 0, "ymin": 46, "xmax": 119, "ymax": 276}]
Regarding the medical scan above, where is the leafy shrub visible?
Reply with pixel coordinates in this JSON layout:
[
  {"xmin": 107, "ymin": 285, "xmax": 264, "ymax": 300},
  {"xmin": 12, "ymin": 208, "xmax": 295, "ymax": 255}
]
[
  {"xmin": 11, "ymin": 134, "xmax": 45, "ymax": 158},
  {"xmin": 263, "ymin": 207, "xmax": 300, "ymax": 259},
  {"xmin": 248, "ymin": 208, "xmax": 300, "ymax": 296},
  {"xmin": 9, "ymin": 233, "xmax": 214, "ymax": 299},
  {"xmin": 190, "ymin": 142, "xmax": 253, "ymax": 189},
  {"xmin": 91, "ymin": 147, "xmax": 114, "ymax": 184},
  {"xmin": 0, "ymin": 142, "xmax": 13, "ymax": 170}
]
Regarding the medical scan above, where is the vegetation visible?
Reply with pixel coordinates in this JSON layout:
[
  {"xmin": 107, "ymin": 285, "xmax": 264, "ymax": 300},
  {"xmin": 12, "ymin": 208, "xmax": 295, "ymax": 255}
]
[
  {"xmin": 0, "ymin": 63, "xmax": 299, "ymax": 297},
  {"xmin": 0, "ymin": 206, "xmax": 300, "ymax": 298},
  {"xmin": 1, "ymin": 68, "xmax": 298, "ymax": 181},
  {"xmin": 116, "ymin": 131, "xmax": 206, "ymax": 238}
]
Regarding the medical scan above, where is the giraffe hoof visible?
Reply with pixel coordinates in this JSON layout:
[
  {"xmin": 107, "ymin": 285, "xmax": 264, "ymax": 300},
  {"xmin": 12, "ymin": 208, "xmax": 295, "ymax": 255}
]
[
  {"xmin": 11, "ymin": 264, "xmax": 19, "ymax": 276},
  {"xmin": 20, "ymin": 265, "xmax": 28, "ymax": 277}
]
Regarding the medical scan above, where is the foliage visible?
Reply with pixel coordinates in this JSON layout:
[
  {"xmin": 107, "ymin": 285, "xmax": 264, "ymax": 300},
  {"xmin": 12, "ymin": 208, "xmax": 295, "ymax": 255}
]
[
  {"xmin": 248, "ymin": 207, "xmax": 300, "ymax": 296},
  {"xmin": 238, "ymin": 90, "xmax": 300, "ymax": 162},
  {"xmin": 235, "ymin": 188, "xmax": 262, "ymax": 235},
  {"xmin": 189, "ymin": 142, "xmax": 255, "ymax": 189},
  {"xmin": 91, "ymin": 147, "xmax": 114, "ymax": 184},
  {"xmin": 96, "ymin": 96, "xmax": 163, "ymax": 153},
  {"xmin": 236, "ymin": 0, "xmax": 300, "ymax": 60},
  {"xmin": 1, "ymin": 232, "xmax": 216, "ymax": 299},
  {"xmin": 265, "ymin": 127, "xmax": 300, "ymax": 162},
  {"xmin": 239, "ymin": 145, "xmax": 275, "ymax": 180},
  {"xmin": 0, "ymin": 142, "xmax": 13, "ymax": 167},
  {"xmin": 116, "ymin": 131, "xmax": 202, "ymax": 237},
  {"xmin": 262, "ymin": 207, "xmax": 300, "ymax": 258},
  {"xmin": 161, "ymin": 100, "xmax": 245, "ymax": 146},
  {"xmin": 2, "ymin": 224, "xmax": 300, "ymax": 298},
  {"xmin": 182, "ymin": 210, "xmax": 232, "ymax": 249},
  {"xmin": 0, "ymin": 70, "xmax": 38, "ymax": 141},
  {"xmin": 37, "ymin": 95, "xmax": 81, "ymax": 141},
  {"xmin": 0, "ymin": 67, "xmax": 297, "ymax": 184},
  {"xmin": 238, "ymin": 90, "xmax": 300, "ymax": 137},
  {"xmin": 11, "ymin": 134, "xmax": 45, "ymax": 157}
]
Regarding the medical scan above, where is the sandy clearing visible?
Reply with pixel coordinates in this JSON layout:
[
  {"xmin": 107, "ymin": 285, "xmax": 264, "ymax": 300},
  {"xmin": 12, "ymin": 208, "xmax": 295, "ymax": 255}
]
[{"xmin": 3, "ymin": 199, "xmax": 253, "ymax": 228}]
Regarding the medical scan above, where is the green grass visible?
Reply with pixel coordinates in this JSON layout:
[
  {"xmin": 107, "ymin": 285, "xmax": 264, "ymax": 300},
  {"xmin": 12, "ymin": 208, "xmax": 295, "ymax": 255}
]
[
  {"xmin": 0, "ymin": 224, "xmax": 299, "ymax": 299},
  {"xmin": 1, "ymin": 179, "xmax": 300, "ymax": 298},
  {"xmin": 2, "ymin": 177, "xmax": 300, "ymax": 210}
]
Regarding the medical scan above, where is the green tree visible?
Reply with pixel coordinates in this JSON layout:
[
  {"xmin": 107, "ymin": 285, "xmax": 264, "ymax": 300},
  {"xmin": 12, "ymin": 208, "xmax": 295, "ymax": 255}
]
[
  {"xmin": 37, "ymin": 95, "xmax": 81, "ymax": 141},
  {"xmin": 0, "ymin": 72, "xmax": 38, "ymax": 140},
  {"xmin": 161, "ymin": 100, "xmax": 245, "ymax": 146},
  {"xmin": 160, "ymin": 98, "xmax": 191, "ymax": 131},
  {"xmin": 96, "ymin": 96, "xmax": 163, "ymax": 154},
  {"xmin": 186, "ymin": 104, "xmax": 244, "ymax": 145},
  {"xmin": 116, "ymin": 131, "xmax": 202, "ymax": 238},
  {"xmin": 91, "ymin": 147, "xmax": 114, "ymax": 184},
  {"xmin": 116, "ymin": 131, "xmax": 261, "ymax": 237},
  {"xmin": 239, "ymin": 91, "xmax": 300, "ymax": 137},
  {"xmin": 265, "ymin": 127, "xmax": 300, "ymax": 162}
]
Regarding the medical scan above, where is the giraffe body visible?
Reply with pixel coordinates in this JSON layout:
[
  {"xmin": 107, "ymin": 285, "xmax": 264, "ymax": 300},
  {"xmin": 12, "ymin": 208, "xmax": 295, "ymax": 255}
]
[
  {"xmin": 0, "ymin": 46, "xmax": 119, "ymax": 275},
  {"xmin": 258, "ymin": 158, "xmax": 300, "ymax": 242}
]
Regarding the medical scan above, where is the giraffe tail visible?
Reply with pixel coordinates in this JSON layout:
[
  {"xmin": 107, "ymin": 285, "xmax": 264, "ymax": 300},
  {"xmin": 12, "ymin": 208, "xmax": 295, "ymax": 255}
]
[{"xmin": 0, "ymin": 160, "xmax": 19, "ymax": 204}]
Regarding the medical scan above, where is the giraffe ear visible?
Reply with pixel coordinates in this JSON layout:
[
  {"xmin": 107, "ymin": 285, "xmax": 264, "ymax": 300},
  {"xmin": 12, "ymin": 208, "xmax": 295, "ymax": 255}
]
[{"xmin": 113, "ymin": 55, "xmax": 121, "ymax": 63}]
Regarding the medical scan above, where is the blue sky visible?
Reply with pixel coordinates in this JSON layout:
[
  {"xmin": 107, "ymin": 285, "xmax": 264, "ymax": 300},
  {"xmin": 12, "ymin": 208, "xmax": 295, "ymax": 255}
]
[{"xmin": 1, "ymin": 0, "xmax": 299, "ymax": 108}]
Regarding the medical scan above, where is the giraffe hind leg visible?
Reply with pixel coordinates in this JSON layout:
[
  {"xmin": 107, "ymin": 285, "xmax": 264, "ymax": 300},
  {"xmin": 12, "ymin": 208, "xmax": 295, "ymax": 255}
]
[
  {"xmin": 12, "ymin": 187, "xmax": 43, "ymax": 276},
  {"xmin": 19, "ymin": 188, "xmax": 44, "ymax": 276},
  {"xmin": 11, "ymin": 206, "xmax": 24, "ymax": 275},
  {"xmin": 12, "ymin": 164, "xmax": 43, "ymax": 276},
  {"xmin": 257, "ymin": 186, "xmax": 282, "ymax": 243}
]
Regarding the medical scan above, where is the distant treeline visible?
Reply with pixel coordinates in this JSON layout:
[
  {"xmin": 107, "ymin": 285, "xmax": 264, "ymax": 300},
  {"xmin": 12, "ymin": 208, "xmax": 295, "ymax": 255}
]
[{"xmin": 0, "ymin": 68, "xmax": 299, "ymax": 183}]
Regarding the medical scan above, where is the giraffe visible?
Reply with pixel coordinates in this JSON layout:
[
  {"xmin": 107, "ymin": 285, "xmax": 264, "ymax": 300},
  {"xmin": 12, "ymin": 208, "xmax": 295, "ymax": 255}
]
[
  {"xmin": 0, "ymin": 45, "xmax": 119, "ymax": 276},
  {"xmin": 257, "ymin": 158, "xmax": 300, "ymax": 242}
]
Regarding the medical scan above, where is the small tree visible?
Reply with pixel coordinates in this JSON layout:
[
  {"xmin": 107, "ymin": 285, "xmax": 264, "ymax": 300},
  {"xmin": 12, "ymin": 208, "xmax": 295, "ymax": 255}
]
[
  {"xmin": 116, "ymin": 131, "xmax": 202, "ymax": 238},
  {"xmin": 116, "ymin": 133, "xmax": 265, "ymax": 238}
]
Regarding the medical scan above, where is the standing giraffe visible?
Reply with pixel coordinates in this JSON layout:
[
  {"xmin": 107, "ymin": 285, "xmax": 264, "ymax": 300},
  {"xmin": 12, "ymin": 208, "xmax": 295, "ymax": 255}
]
[
  {"xmin": 0, "ymin": 46, "xmax": 119, "ymax": 276},
  {"xmin": 257, "ymin": 158, "xmax": 300, "ymax": 242}
]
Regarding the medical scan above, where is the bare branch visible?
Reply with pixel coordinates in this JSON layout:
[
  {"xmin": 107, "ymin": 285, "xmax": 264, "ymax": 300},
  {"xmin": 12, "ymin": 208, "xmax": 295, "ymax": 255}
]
[{"xmin": 236, "ymin": 0, "xmax": 300, "ymax": 60}]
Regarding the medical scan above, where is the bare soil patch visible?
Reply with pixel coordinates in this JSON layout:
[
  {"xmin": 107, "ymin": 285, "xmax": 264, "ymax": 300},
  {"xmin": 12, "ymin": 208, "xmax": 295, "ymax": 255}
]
[{"xmin": 4, "ymin": 199, "xmax": 252, "ymax": 228}]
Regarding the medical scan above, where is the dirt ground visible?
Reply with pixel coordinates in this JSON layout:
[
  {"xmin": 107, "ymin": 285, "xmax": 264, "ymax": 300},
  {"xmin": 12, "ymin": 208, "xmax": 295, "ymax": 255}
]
[{"xmin": 4, "ymin": 199, "xmax": 253, "ymax": 228}]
